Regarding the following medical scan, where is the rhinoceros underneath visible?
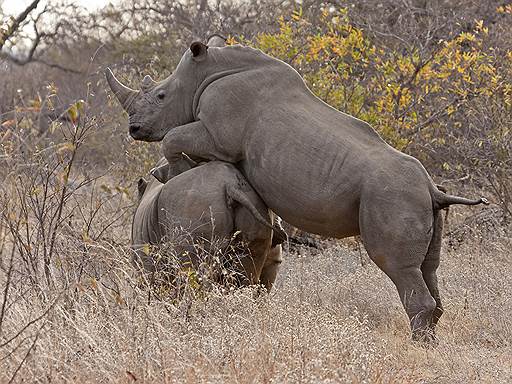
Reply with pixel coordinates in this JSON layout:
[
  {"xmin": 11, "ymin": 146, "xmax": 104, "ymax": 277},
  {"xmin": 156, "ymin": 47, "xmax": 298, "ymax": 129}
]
[
  {"xmin": 132, "ymin": 158, "xmax": 285, "ymax": 291},
  {"xmin": 108, "ymin": 37, "xmax": 488, "ymax": 341}
]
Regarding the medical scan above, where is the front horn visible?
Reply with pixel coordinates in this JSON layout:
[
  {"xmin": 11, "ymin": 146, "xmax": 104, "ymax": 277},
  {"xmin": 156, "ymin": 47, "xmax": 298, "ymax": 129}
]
[{"xmin": 105, "ymin": 68, "xmax": 139, "ymax": 111}]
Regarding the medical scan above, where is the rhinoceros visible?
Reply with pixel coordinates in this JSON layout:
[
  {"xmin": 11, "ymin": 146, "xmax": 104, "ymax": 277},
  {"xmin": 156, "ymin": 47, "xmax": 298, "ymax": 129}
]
[
  {"xmin": 132, "ymin": 157, "xmax": 285, "ymax": 291},
  {"xmin": 107, "ymin": 37, "xmax": 488, "ymax": 341}
]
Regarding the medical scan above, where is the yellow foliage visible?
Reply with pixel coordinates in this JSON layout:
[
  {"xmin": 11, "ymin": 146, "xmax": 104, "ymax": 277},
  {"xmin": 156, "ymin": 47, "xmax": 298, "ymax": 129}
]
[
  {"xmin": 57, "ymin": 142, "xmax": 76, "ymax": 154},
  {"xmin": 497, "ymin": 4, "xmax": 512, "ymax": 14},
  {"xmin": 250, "ymin": 9, "xmax": 508, "ymax": 151}
]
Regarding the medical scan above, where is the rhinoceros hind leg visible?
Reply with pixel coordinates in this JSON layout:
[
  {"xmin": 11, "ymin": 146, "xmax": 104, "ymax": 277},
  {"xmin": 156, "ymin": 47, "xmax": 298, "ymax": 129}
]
[
  {"xmin": 421, "ymin": 210, "xmax": 444, "ymax": 329},
  {"xmin": 360, "ymin": 203, "xmax": 438, "ymax": 343},
  {"xmin": 392, "ymin": 267, "xmax": 437, "ymax": 343}
]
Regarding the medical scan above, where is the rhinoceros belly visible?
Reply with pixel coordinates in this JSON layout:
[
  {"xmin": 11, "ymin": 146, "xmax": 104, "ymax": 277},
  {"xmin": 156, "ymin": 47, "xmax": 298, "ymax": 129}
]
[
  {"xmin": 240, "ymin": 147, "xmax": 362, "ymax": 238},
  {"xmin": 239, "ymin": 100, "xmax": 385, "ymax": 238}
]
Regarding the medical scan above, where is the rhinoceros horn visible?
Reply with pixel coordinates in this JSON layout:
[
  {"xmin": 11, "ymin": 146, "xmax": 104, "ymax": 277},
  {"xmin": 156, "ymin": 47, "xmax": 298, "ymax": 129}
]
[
  {"xmin": 105, "ymin": 68, "xmax": 138, "ymax": 112},
  {"xmin": 141, "ymin": 75, "xmax": 156, "ymax": 92}
]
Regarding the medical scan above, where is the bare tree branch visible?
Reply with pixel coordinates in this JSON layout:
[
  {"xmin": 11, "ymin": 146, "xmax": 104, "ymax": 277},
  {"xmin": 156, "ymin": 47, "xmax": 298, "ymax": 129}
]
[
  {"xmin": 1, "ymin": 20, "xmax": 82, "ymax": 73},
  {"xmin": 0, "ymin": 1, "xmax": 83, "ymax": 73},
  {"xmin": 0, "ymin": 0, "xmax": 41, "ymax": 50}
]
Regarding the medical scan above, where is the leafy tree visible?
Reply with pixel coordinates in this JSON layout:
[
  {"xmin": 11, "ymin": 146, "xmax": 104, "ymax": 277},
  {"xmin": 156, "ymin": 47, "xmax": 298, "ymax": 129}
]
[{"xmin": 249, "ymin": 6, "xmax": 511, "ymax": 213}]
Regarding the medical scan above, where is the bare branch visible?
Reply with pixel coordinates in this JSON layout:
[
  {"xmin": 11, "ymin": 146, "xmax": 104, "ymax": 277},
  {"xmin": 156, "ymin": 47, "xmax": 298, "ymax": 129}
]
[
  {"xmin": 0, "ymin": 1, "xmax": 83, "ymax": 73},
  {"xmin": 0, "ymin": 0, "xmax": 41, "ymax": 50}
]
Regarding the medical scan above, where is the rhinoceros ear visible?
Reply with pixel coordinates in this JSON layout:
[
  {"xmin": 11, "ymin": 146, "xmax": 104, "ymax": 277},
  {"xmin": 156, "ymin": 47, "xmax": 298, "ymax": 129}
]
[
  {"xmin": 206, "ymin": 33, "xmax": 227, "ymax": 47},
  {"xmin": 190, "ymin": 41, "xmax": 208, "ymax": 61},
  {"xmin": 150, "ymin": 164, "xmax": 171, "ymax": 183},
  {"xmin": 137, "ymin": 178, "xmax": 148, "ymax": 200}
]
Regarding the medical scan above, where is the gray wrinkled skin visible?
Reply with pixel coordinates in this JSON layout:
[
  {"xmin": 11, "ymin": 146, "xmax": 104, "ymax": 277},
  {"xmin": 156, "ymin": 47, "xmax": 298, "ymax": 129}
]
[
  {"xmin": 132, "ymin": 158, "xmax": 283, "ymax": 291},
  {"xmin": 109, "ymin": 37, "xmax": 488, "ymax": 341}
]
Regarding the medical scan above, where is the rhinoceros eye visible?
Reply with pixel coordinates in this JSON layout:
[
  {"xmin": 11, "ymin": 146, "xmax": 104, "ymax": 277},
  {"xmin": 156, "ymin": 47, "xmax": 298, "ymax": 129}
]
[{"xmin": 157, "ymin": 91, "xmax": 165, "ymax": 100}]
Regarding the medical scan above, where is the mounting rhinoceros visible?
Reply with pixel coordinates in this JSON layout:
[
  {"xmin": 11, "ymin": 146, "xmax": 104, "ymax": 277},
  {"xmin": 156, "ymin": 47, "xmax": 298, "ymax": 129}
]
[
  {"xmin": 132, "ymin": 157, "xmax": 285, "ymax": 291},
  {"xmin": 107, "ymin": 37, "xmax": 488, "ymax": 341}
]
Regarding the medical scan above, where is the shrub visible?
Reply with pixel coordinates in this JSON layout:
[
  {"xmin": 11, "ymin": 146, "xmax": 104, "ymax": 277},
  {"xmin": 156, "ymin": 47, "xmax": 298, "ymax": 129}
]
[{"xmin": 248, "ymin": 7, "xmax": 511, "ymax": 214}]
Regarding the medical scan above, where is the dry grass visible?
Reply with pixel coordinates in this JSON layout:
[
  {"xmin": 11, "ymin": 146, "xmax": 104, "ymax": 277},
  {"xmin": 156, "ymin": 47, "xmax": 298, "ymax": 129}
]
[
  {"xmin": 0, "ymin": 104, "xmax": 510, "ymax": 383},
  {"xmin": 1, "ymin": 215, "xmax": 510, "ymax": 383}
]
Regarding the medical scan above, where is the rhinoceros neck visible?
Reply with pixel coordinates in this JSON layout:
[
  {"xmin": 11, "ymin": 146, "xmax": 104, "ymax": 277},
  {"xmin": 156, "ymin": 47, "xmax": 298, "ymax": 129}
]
[
  {"xmin": 192, "ymin": 68, "xmax": 244, "ymax": 120},
  {"xmin": 191, "ymin": 46, "xmax": 276, "ymax": 120}
]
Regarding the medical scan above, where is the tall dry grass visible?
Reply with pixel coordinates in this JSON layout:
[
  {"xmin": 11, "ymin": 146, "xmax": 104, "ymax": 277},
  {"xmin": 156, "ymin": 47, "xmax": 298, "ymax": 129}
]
[
  {"xmin": 1, "ymin": 222, "xmax": 510, "ymax": 383},
  {"xmin": 0, "ymin": 93, "xmax": 510, "ymax": 383}
]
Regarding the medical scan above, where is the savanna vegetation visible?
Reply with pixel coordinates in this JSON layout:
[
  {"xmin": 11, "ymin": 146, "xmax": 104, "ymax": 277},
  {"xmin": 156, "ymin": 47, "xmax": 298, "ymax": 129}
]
[{"xmin": 1, "ymin": 1, "xmax": 510, "ymax": 382}]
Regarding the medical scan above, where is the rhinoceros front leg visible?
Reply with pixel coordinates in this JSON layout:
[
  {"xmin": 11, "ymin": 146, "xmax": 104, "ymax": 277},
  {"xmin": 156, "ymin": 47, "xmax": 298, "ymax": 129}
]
[
  {"xmin": 259, "ymin": 245, "xmax": 283, "ymax": 292},
  {"xmin": 150, "ymin": 154, "xmax": 199, "ymax": 184},
  {"xmin": 161, "ymin": 121, "xmax": 238, "ymax": 180}
]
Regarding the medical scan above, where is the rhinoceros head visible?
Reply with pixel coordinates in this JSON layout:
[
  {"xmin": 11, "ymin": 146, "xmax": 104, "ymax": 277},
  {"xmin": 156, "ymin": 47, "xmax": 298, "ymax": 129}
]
[{"xmin": 106, "ymin": 38, "xmax": 222, "ymax": 142}]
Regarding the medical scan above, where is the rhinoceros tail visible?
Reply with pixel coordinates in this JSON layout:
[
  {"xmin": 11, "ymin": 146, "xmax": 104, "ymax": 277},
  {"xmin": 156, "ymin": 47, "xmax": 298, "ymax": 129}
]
[
  {"xmin": 226, "ymin": 185, "xmax": 287, "ymax": 246},
  {"xmin": 431, "ymin": 187, "xmax": 489, "ymax": 210}
]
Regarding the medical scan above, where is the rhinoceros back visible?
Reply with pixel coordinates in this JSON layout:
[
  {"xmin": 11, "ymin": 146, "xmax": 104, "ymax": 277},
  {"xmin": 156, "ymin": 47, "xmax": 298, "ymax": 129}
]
[{"xmin": 156, "ymin": 162, "xmax": 237, "ymax": 239}]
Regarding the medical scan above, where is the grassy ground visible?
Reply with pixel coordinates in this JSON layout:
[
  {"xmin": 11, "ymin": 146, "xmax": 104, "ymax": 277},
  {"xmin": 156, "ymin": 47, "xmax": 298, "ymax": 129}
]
[{"xmin": 1, "ymin": 208, "xmax": 510, "ymax": 383}]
